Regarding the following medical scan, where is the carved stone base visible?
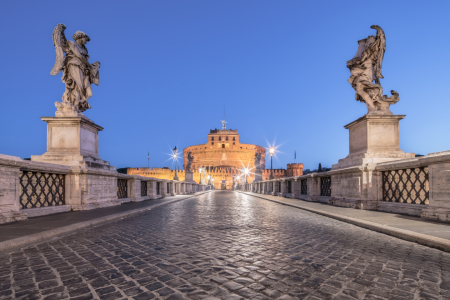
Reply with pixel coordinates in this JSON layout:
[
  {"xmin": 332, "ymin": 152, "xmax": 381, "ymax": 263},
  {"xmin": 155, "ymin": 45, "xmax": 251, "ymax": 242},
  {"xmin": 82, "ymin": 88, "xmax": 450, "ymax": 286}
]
[
  {"xmin": 55, "ymin": 101, "xmax": 91, "ymax": 119},
  {"xmin": 253, "ymin": 170, "xmax": 262, "ymax": 182},
  {"xmin": 31, "ymin": 116, "xmax": 116, "ymax": 171},
  {"xmin": 185, "ymin": 171, "xmax": 195, "ymax": 183},
  {"xmin": 333, "ymin": 114, "xmax": 414, "ymax": 169}
]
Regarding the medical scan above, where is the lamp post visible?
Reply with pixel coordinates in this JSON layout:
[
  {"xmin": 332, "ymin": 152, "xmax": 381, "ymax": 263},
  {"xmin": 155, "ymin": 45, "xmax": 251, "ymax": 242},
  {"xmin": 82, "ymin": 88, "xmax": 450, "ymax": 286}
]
[
  {"xmin": 211, "ymin": 177, "xmax": 214, "ymax": 189},
  {"xmin": 173, "ymin": 146, "xmax": 179, "ymax": 181},
  {"xmin": 199, "ymin": 167, "xmax": 203, "ymax": 185},
  {"xmin": 269, "ymin": 146, "xmax": 275, "ymax": 180}
]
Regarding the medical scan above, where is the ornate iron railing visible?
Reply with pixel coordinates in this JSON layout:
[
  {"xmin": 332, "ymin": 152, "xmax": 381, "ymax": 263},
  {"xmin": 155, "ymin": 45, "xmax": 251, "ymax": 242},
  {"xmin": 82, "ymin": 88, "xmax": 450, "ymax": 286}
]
[
  {"xmin": 141, "ymin": 181, "xmax": 147, "ymax": 197},
  {"xmin": 117, "ymin": 179, "xmax": 127, "ymax": 199},
  {"xmin": 382, "ymin": 167, "xmax": 429, "ymax": 205},
  {"xmin": 20, "ymin": 171, "xmax": 65, "ymax": 209},
  {"xmin": 320, "ymin": 177, "xmax": 331, "ymax": 196},
  {"xmin": 301, "ymin": 179, "xmax": 307, "ymax": 195}
]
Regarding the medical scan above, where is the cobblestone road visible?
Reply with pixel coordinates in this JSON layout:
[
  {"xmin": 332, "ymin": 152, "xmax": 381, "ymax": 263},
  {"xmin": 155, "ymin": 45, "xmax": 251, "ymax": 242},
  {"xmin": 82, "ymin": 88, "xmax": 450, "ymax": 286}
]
[{"xmin": 1, "ymin": 191, "xmax": 450, "ymax": 300}]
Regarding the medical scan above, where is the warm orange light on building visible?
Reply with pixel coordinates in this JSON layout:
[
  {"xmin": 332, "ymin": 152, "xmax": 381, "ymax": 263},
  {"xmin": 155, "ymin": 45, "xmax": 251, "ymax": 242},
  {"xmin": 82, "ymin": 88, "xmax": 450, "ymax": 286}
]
[{"xmin": 125, "ymin": 123, "xmax": 303, "ymax": 189}]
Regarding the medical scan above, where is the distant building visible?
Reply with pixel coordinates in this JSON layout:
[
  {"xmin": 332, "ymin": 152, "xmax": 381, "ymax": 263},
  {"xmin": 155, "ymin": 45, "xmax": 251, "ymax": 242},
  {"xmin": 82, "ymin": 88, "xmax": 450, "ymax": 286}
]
[{"xmin": 125, "ymin": 121, "xmax": 303, "ymax": 189}]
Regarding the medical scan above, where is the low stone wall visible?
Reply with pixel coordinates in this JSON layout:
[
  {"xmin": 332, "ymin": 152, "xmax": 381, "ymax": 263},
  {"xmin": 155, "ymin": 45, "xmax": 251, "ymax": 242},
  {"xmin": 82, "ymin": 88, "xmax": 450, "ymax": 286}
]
[
  {"xmin": 0, "ymin": 154, "xmax": 209, "ymax": 224},
  {"xmin": 238, "ymin": 151, "xmax": 450, "ymax": 222}
]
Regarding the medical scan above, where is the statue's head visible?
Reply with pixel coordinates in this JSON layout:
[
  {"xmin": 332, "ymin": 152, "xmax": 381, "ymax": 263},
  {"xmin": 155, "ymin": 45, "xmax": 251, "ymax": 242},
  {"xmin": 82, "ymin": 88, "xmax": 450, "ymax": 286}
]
[{"xmin": 73, "ymin": 31, "xmax": 90, "ymax": 44}]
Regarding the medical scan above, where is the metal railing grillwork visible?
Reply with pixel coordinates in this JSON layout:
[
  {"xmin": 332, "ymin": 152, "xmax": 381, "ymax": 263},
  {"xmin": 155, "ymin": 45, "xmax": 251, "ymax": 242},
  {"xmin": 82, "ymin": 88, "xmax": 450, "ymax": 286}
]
[
  {"xmin": 320, "ymin": 177, "xmax": 331, "ymax": 196},
  {"xmin": 156, "ymin": 182, "xmax": 161, "ymax": 194},
  {"xmin": 141, "ymin": 181, "xmax": 147, "ymax": 197},
  {"xmin": 287, "ymin": 181, "xmax": 292, "ymax": 193},
  {"xmin": 382, "ymin": 167, "xmax": 429, "ymax": 205},
  {"xmin": 117, "ymin": 179, "xmax": 127, "ymax": 199},
  {"xmin": 301, "ymin": 179, "xmax": 307, "ymax": 195},
  {"xmin": 20, "ymin": 171, "xmax": 65, "ymax": 209}
]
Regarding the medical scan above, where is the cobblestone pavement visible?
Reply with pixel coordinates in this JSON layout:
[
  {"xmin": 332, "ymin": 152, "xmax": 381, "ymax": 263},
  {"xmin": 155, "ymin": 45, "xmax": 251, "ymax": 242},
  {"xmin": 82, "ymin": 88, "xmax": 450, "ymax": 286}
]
[{"xmin": 1, "ymin": 191, "xmax": 450, "ymax": 300}]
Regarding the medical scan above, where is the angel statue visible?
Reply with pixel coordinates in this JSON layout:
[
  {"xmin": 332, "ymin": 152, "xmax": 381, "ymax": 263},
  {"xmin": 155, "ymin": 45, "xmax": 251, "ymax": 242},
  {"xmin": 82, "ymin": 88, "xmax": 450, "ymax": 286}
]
[
  {"xmin": 50, "ymin": 24, "xmax": 100, "ymax": 117},
  {"xmin": 186, "ymin": 151, "xmax": 194, "ymax": 172},
  {"xmin": 254, "ymin": 152, "xmax": 262, "ymax": 172},
  {"xmin": 347, "ymin": 25, "xmax": 399, "ymax": 115}
]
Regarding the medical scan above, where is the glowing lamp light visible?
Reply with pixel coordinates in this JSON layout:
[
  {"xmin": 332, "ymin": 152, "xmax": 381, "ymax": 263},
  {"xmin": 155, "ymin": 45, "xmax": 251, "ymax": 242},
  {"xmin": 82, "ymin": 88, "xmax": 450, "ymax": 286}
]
[{"xmin": 269, "ymin": 146, "xmax": 275, "ymax": 156}]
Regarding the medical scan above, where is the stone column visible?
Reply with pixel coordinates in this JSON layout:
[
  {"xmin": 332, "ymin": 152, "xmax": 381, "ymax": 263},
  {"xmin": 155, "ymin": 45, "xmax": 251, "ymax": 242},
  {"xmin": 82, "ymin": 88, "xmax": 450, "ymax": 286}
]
[
  {"xmin": 306, "ymin": 176, "xmax": 321, "ymax": 201},
  {"xmin": 278, "ymin": 180, "xmax": 286, "ymax": 197},
  {"xmin": 129, "ymin": 177, "xmax": 140, "ymax": 202},
  {"xmin": 290, "ymin": 179, "xmax": 301, "ymax": 198},
  {"xmin": 272, "ymin": 180, "xmax": 278, "ymax": 196},
  {"xmin": 161, "ymin": 181, "xmax": 168, "ymax": 197},
  {"xmin": 0, "ymin": 155, "xmax": 28, "ymax": 224}
]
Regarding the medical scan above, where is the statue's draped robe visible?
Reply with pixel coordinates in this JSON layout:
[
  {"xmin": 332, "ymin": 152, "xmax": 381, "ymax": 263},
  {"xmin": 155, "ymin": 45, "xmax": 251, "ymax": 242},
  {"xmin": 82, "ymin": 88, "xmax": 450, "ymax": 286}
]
[{"xmin": 62, "ymin": 41, "xmax": 99, "ymax": 112}]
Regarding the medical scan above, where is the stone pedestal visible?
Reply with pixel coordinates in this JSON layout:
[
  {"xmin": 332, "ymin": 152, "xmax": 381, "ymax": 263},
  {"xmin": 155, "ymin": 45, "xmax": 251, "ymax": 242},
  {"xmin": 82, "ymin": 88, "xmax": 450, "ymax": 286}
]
[
  {"xmin": 333, "ymin": 114, "xmax": 414, "ymax": 169},
  {"xmin": 185, "ymin": 171, "xmax": 195, "ymax": 183},
  {"xmin": 253, "ymin": 170, "xmax": 262, "ymax": 182},
  {"xmin": 31, "ymin": 116, "xmax": 115, "ymax": 171}
]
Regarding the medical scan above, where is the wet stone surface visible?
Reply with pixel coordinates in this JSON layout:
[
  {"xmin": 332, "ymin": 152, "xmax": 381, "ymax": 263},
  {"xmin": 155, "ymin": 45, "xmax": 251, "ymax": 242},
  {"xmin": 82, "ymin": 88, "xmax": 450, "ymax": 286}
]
[{"xmin": 1, "ymin": 191, "xmax": 450, "ymax": 299}]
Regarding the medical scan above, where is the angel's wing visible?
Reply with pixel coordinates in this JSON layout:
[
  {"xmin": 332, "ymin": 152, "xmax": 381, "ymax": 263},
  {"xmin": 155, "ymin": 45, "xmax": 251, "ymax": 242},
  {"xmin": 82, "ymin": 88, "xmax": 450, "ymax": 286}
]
[
  {"xmin": 370, "ymin": 25, "xmax": 386, "ymax": 83},
  {"xmin": 50, "ymin": 24, "xmax": 68, "ymax": 76}
]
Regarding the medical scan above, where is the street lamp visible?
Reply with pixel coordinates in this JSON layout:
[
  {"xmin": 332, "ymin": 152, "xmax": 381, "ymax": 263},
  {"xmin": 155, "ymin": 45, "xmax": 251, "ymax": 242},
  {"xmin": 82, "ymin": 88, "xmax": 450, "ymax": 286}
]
[
  {"xmin": 269, "ymin": 146, "xmax": 275, "ymax": 180},
  {"xmin": 243, "ymin": 168, "xmax": 249, "ymax": 184},
  {"xmin": 207, "ymin": 174, "xmax": 211, "ymax": 185},
  {"xmin": 173, "ymin": 146, "xmax": 179, "ymax": 181},
  {"xmin": 198, "ymin": 167, "xmax": 203, "ymax": 184},
  {"xmin": 211, "ymin": 177, "xmax": 214, "ymax": 189}
]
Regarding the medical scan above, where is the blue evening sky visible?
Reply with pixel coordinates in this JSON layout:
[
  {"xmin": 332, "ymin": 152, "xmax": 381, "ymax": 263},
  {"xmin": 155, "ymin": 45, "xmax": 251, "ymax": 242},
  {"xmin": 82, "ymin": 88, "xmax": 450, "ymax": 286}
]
[{"xmin": 1, "ymin": 1, "xmax": 449, "ymax": 170}]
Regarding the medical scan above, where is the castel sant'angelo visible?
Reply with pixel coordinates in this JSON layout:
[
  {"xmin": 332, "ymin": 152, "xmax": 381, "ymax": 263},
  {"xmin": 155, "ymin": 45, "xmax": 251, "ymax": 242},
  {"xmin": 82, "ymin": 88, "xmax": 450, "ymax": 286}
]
[{"xmin": 126, "ymin": 121, "xmax": 303, "ymax": 189}]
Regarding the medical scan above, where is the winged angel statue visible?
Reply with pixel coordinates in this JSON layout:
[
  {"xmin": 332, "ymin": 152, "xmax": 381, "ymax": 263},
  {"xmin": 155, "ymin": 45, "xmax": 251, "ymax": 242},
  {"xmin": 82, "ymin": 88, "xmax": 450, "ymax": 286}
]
[
  {"xmin": 254, "ymin": 152, "xmax": 262, "ymax": 172},
  {"xmin": 50, "ymin": 24, "xmax": 100, "ymax": 116},
  {"xmin": 186, "ymin": 151, "xmax": 194, "ymax": 172},
  {"xmin": 347, "ymin": 25, "xmax": 399, "ymax": 115}
]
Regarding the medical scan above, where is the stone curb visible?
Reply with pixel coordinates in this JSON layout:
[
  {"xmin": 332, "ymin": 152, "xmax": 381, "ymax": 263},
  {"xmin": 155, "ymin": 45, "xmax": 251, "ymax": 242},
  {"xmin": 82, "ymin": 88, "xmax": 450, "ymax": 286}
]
[
  {"xmin": 238, "ymin": 191, "xmax": 450, "ymax": 253},
  {"xmin": 0, "ymin": 191, "xmax": 212, "ymax": 254}
]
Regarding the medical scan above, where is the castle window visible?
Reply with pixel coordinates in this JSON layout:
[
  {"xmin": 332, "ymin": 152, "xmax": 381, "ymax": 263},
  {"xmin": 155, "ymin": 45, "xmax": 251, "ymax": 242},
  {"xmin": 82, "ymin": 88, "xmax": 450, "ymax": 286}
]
[
  {"xmin": 212, "ymin": 142, "xmax": 214, "ymax": 145},
  {"xmin": 233, "ymin": 142, "xmax": 235, "ymax": 145},
  {"xmin": 222, "ymin": 144, "xmax": 225, "ymax": 148},
  {"xmin": 226, "ymin": 137, "xmax": 228, "ymax": 141},
  {"xmin": 212, "ymin": 137, "xmax": 214, "ymax": 141},
  {"xmin": 233, "ymin": 137, "xmax": 235, "ymax": 141},
  {"xmin": 219, "ymin": 137, "xmax": 221, "ymax": 141}
]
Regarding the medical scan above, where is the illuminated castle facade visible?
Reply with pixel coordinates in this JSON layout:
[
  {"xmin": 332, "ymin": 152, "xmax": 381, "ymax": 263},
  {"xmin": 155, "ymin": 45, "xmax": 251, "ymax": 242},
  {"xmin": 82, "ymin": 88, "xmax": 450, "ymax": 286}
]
[
  {"xmin": 182, "ymin": 126, "xmax": 266, "ymax": 189},
  {"xmin": 125, "ymin": 122, "xmax": 303, "ymax": 189}
]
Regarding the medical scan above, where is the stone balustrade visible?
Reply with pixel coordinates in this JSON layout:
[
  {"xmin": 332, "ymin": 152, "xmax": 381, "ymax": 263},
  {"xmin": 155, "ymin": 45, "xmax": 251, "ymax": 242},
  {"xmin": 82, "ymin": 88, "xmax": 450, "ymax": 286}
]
[
  {"xmin": 0, "ymin": 154, "xmax": 209, "ymax": 224},
  {"xmin": 237, "ymin": 150, "xmax": 450, "ymax": 223}
]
